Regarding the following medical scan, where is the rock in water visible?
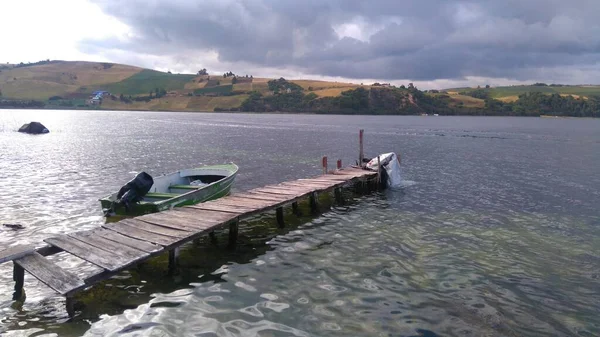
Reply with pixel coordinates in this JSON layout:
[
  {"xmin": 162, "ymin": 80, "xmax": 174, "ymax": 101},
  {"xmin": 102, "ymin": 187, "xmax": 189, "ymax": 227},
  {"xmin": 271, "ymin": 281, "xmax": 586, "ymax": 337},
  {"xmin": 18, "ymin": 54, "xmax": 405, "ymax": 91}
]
[
  {"xmin": 3, "ymin": 224, "xmax": 25, "ymax": 230},
  {"xmin": 18, "ymin": 122, "xmax": 49, "ymax": 134}
]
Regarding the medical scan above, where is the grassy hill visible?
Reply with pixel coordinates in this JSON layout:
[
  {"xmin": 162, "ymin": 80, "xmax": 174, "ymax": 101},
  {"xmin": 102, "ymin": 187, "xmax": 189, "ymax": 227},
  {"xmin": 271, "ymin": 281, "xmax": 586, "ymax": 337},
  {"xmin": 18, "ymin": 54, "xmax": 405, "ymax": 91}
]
[{"xmin": 1, "ymin": 60, "xmax": 598, "ymax": 116}]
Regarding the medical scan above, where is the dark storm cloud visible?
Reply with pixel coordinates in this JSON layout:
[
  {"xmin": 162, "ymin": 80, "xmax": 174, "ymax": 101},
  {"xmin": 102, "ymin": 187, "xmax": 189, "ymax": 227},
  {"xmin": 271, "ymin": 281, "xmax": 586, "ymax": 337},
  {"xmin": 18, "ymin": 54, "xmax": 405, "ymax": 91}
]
[{"xmin": 85, "ymin": 0, "xmax": 600, "ymax": 82}]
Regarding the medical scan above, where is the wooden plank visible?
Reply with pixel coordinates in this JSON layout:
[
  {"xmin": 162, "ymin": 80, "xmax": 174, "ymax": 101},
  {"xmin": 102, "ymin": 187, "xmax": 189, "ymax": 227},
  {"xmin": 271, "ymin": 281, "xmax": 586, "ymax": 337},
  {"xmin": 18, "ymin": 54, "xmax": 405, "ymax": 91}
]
[
  {"xmin": 263, "ymin": 184, "xmax": 314, "ymax": 193},
  {"xmin": 15, "ymin": 252, "xmax": 85, "ymax": 295},
  {"xmin": 119, "ymin": 218, "xmax": 191, "ymax": 238},
  {"xmin": 44, "ymin": 235, "xmax": 128, "ymax": 271},
  {"xmin": 158, "ymin": 210, "xmax": 226, "ymax": 230},
  {"xmin": 103, "ymin": 222, "xmax": 177, "ymax": 246},
  {"xmin": 289, "ymin": 179, "xmax": 341, "ymax": 187},
  {"xmin": 92, "ymin": 229, "xmax": 162, "ymax": 253},
  {"xmin": 188, "ymin": 203, "xmax": 253, "ymax": 214},
  {"xmin": 217, "ymin": 197, "xmax": 277, "ymax": 208},
  {"xmin": 0, "ymin": 245, "xmax": 35, "ymax": 264},
  {"xmin": 232, "ymin": 192, "xmax": 291, "ymax": 202},
  {"xmin": 176, "ymin": 208, "xmax": 239, "ymax": 223},
  {"xmin": 68, "ymin": 231, "xmax": 149, "ymax": 261},
  {"xmin": 251, "ymin": 187, "xmax": 307, "ymax": 196},
  {"xmin": 137, "ymin": 213, "xmax": 199, "ymax": 232},
  {"xmin": 280, "ymin": 181, "xmax": 337, "ymax": 190}
]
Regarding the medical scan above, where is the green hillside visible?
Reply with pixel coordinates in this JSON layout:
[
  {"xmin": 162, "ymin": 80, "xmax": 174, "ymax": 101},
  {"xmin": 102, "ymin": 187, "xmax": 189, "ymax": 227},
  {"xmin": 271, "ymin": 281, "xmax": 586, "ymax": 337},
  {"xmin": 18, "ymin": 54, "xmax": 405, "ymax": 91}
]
[
  {"xmin": 451, "ymin": 85, "xmax": 600, "ymax": 99},
  {"xmin": 93, "ymin": 69, "xmax": 196, "ymax": 95}
]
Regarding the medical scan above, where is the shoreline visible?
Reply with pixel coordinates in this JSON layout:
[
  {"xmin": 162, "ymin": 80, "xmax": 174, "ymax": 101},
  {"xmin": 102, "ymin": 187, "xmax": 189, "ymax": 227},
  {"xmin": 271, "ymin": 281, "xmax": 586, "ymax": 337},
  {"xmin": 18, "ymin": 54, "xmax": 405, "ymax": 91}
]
[{"xmin": 2, "ymin": 106, "xmax": 599, "ymax": 118}]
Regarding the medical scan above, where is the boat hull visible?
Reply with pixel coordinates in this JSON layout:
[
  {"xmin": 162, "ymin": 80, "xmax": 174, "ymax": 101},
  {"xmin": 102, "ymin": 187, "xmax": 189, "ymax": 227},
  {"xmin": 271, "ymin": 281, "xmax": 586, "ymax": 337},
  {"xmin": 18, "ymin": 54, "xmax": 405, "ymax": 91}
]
[{"xmin": 99, "ymin": 164, "xmax": 238, "ymax": 217}]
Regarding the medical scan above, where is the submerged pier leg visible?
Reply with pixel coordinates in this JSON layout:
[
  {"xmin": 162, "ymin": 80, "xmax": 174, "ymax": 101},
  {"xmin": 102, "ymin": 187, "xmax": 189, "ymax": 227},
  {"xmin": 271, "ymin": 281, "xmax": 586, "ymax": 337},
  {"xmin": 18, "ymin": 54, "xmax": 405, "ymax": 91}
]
[
  {"xmin": 12, "ymin": 264, "xmax": 25, "ymax": 301},
  {"xmin": 228, "ymin": 221, "xmax": 239, "ymax": 249},
  {"xmin": 168, "ymin": 248, "xmax": 179, "ymax": 275},
  {"xmin": 209, "ymin": 231, "xmax": 218, "ymax": 245},
  {"xmin": 292, "ymin": 202, "xmax": 301, "ymax": 216},
  {"xmin": 334, "ymin": 187, "xmax": 344, "ymax": 205},
  {"xmin": 66, "ymin": 295, "xmax": 75, "ymax": 317},
  {"xmin": 309, "ymin": 192, "xmax": 319, "ymax": 214},
  {"xmin": 276, "ymin": 207, "xmax": 285, "ymax": 228}
]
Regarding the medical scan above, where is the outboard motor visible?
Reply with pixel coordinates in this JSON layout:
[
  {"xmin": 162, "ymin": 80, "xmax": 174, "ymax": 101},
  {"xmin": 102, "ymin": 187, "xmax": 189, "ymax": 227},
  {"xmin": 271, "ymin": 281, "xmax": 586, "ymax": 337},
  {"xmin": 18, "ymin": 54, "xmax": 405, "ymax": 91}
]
[{"xmin": 104, "ymin": 172, "xmax": 154, "ymax": 216}]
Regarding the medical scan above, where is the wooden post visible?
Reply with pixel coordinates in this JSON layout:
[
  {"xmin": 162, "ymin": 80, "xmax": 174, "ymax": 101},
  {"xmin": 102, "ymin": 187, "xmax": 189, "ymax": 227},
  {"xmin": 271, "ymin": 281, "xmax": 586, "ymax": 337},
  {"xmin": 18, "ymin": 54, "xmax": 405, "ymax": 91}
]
[
  {"xmin": 12, "ymin": 263, "xmax": 25, "ymax": 301},
  {"xmin": 359, "ymin": 129, "xmax": 364, "ymax": 166},
  {"xmin": 337, "ymin": 159, "xmax": 342, "ymax": 170},
  {"xmin": 209, "ymin": 231, "xmax": 218, "ymax": 245},
  {"xmin": 309, "ymin": 192, "xmax": 318, "ymax": 213},
  {"xmin": 228, "ymin": 221, "xmax": 239, "ymax": 248},
  {"xmin": 322, "ymin": 156, "xmax": 328, "ymax": 174},
  {"xmin": 66, "ymin": 296, "xmax": 75, "ymax": 317},
  {"xmin": 377, "ymin": 155, "xmax": 381, "ymax": 189},
  {"xmin": 334, "ymin": 187, "xmax": 344, "ymax": 205},
  {"xmin": 168, "ymin": 248, "xmax": 179, "ymax": 275},
  {"xmin": 276, "ymin": 207, "xmax": 284, "ymax": 228},
  {"xmin": 292, "ymin": 201, "xmax": 301, "ymax": 216}
]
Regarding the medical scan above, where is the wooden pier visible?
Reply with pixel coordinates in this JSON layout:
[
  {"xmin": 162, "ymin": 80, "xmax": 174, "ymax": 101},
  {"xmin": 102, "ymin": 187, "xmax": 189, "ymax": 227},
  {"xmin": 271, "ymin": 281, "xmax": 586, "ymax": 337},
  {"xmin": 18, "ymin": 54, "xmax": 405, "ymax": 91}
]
[{"xmin": 0, "ymin": 166, "xmax": 378, "ymax": 315}]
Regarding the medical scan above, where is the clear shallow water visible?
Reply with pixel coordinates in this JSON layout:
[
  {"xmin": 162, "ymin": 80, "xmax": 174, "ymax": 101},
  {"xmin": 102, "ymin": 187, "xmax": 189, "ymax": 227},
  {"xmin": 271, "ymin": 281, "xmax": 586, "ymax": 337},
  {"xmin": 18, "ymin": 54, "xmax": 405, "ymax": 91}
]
[{"xmin": 0, "ymin": 110, "xmax": 599, "ymax": 336}]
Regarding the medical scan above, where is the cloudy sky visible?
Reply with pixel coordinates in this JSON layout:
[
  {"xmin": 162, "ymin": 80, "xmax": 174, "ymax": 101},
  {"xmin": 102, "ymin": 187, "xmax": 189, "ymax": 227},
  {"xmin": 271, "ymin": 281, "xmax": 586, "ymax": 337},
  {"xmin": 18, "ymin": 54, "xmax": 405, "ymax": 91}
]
[{"xmin": 2, "ymin": 0, "xmax": 599, "ymax": 89}]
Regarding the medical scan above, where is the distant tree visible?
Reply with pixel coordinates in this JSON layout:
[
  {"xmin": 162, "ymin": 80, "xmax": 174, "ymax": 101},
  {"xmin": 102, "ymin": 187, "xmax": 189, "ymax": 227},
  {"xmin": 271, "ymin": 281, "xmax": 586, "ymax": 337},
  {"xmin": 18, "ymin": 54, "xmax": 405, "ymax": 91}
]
[
  {"xmin": 400, "ymin": 85, "xmax": 406, "ymax": 89},
  {"xmin": 167, "ymin": 70, "xmax": 172, "ymax": 74},
  {"xmin": 532, "ymin": 83, "xmax": 548, "ymax": 86},
  {"xmin": 485, "ymin": 85, "xmax": 490, "ymax": 89},
  {"xmin": 408, "ymin": 83, "xmax": 415, "ymax": 89},
  {"xmin": 250, "ymin": 75, "xmax": 253, "ymax": 79},
  {"xmin": 223, "ymin": 73, "xmax": 227, "ymax": 78},
  {"xmin": 232, "ymin": 76, "xmax": 237, "ymax": 84},
  {"xmin": 372, "ymin": 83, "xmax": 381, "ymax": 86},
  {"xmin": 198, "ymin": 68, "xmax": 208, "ymax": 75},
  {"xmin": 308, "ymin": 86, "xmax": 313, "ymax": 91}
]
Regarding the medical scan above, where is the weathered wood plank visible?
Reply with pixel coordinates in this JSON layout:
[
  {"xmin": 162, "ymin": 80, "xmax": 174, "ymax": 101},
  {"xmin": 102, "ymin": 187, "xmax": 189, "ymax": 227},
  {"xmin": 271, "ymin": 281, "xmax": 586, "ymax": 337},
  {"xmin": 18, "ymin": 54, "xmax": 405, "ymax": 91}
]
[
  {"xmin": 263, "ymin": 184, "xmax": 313, "ymax": 193},
  {"xmin": 289, "ymin": 179, "xmax": 341, "ymax": 187},
  {"xmin": 280, "ymin": 181, "xmax": 337, "ymax": 190},
  {"xmin": 175, "ymin": 208, "xmax": 239, "ymax": 223},
  {"xmin": 15, "ymin": 252, "xmax": 85, "ymax": 295},
  {"xmin": 103, "ymin": 222, "xmax": 177, "ymax": 246},
  {"xmin": 44, "ymin": 235, "xmax": 128, "ymax": 271},
  {"xmin": 137, "ymin": 213, "xmax": 199, "ymax": 232},
  {"xmin": 232, "ymin": 192, "xmax": 291, "ymax": 202},
  {"xmin": 188, "ymin": 203, "xmax": 253, "ymax": 214},
  {"xmin": 159, "ymin": 210, "xmax": 226, "ymax": 230},
  {"xmin": 251, "ymin": 187, "xmax": 306, "ymax": 196},
  {"xmin": 68, "ymin": 231, "xmax": 149, "ymax": 261},
  {"xmin": 120, "ymin": 219, "xmax": 191, "ymax": 238},
  {"xmin": 217, "ymin": 197, "xmax": 277, "ymax": 208},
  {"xmin": 92, "ymin": 229, "xmax": 162, "ymax": 253},
  {"xmin": 0, "ymin": 245, "xmax": 35, "ymax": 264}
]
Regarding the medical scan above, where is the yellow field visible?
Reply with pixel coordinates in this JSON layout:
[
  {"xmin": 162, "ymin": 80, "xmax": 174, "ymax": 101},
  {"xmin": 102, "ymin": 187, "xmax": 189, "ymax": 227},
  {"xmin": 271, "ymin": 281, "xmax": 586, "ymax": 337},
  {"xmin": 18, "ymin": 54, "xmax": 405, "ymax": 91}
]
[
  {"xmin": 233, "ymin": 82, "xmax": 269, "ymax": 93},
  {"xmin": 497, "ymin": 96, "xmax": 519, "ymax": 103},
  {"xmin": 186, "ymin": 95, "xmax": 249, "ymax": 111},
  {"xmin": 291, "ymin": 80, "xmax": 358, "ymax": 90},
  {"xmin": 0, "ymin": 61, "xmax": 142, "ymax": 99},
  {"xmin": 312, "ymin": 87, "xmax": 356, "ymax": 97},
  {"xmin": 101, "ymin": 96, "xmax": 192, "ymax": 111},
  {"xmin": 448, "ymin": 94, "xmax": 485, "ymax": 108}
]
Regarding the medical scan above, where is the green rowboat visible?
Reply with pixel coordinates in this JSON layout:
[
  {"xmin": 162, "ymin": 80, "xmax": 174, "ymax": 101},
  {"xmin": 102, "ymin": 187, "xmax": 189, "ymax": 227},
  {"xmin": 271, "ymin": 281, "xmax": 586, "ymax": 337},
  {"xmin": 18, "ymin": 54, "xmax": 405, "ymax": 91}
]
[{"xmin": 99, "ymin": 163, "xmax": 238, "ymax": 216}]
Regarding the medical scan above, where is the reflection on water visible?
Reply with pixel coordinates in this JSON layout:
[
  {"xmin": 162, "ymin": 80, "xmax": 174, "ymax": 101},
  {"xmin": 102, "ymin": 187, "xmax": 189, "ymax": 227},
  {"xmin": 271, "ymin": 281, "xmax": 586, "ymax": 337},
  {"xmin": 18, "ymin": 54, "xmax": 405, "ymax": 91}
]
[{"xmin": 0, "ymin": 110, "xmax": 599, "ymax": 336}]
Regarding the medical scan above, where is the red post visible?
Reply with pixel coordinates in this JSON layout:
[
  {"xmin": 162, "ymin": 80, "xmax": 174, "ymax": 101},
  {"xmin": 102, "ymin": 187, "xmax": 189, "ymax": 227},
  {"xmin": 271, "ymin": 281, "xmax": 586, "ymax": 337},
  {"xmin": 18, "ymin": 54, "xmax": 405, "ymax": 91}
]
[
  {"xmin": 322, "ymin": 156, "xmax": 328, "ymax": 174},
  {"xmin": 359, "ymin": 129, "xmax": 364, "ymax": 166},
  {"xmin": 337, "ymin": 159, "xmax": 342, "ymax": 170}
]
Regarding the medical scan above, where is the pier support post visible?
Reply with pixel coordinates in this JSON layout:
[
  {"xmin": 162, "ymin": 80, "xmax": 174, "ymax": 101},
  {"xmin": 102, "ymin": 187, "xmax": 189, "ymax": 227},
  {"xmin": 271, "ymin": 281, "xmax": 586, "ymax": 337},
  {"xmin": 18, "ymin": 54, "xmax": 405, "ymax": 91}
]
[
  {"xmin": 376, "ymin": 156, "xmax": 381, "ymax": 189},
  {"xmin": 276, "ymin": 207, "xmax": 285, "ymax": 228},
  {"xmin": 334, "ymin": 187, "xmax": 344, "ymax": 205},
  {"xmin": 168, "ymin": 248, "xmax": 179, "ymax": 275},
  {"xmin": 209, "ymin": 231, "xmax": 218, "ymax": 245},
  {"xmin": 292, "ymin": 202, "xmax": 301, "ymax": 216},
  {"xmin": 309, "ymin": 192, "xmax": 319, "ymax": 214},
  {"xmin": 228, "ymin": 221, "xmax": 239, "ymax": 248},
  {"xmin": 337, "ymin": 159, "xmax": 342, "ymax": 170},
  {"xmin": 12, "ymin": 263, "xmax": 25, "ymax": 301},
  {"xmin": 66, "ymin": 295, "xmax": 75, "ymax": 317},
  {"xmin": 359, "ymin": 129, "xmax": 364, "ymax": 166},
  {"xmin": 322, "ymin": 156, "xmax": 328, "ymax": 175}
]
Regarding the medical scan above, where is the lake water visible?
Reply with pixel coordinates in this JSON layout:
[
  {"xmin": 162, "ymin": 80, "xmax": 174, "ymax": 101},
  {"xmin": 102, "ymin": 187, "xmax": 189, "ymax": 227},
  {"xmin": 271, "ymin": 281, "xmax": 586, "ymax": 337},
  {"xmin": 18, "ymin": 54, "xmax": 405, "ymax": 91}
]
[{"xmin": 0, "ymin": 110, "xmax": 599, "ymax": 337}]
